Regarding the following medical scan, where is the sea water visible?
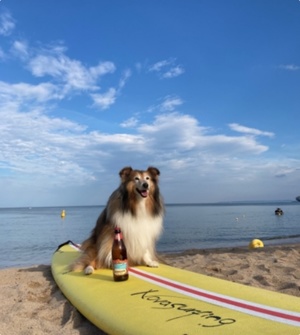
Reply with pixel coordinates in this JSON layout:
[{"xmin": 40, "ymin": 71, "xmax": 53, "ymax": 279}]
[{"xmin": 0, "ymin": 203, "xmax": 300, "ymax": 269}]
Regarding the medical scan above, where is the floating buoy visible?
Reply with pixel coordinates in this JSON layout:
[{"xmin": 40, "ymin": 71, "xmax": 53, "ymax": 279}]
[
  {"xmin": 249, "ymin": 239, "xmax": 264, "ymax": 249},
  {"xmin": 61, "ymin": 210, "xmax": 66, "ymax": 218}
]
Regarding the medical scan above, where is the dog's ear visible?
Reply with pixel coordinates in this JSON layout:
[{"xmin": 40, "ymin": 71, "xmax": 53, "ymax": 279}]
[
  {"xmin": 147, "ymin": 167, "xmax": 160, "ymax": 179},
  {"xmin": 119, "ymin": 167, "xmax": 133, "ymax": 181}
]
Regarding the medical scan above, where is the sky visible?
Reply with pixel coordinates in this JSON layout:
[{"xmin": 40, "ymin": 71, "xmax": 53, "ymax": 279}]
[{"xmin": 1, "ymin": 1, "xmax": 300, "ymax": 207}]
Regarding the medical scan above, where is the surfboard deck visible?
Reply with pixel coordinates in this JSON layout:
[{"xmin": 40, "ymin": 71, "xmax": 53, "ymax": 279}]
[{"xmin": 51, "ymin": 242, "xmax": 300, "ymax": 335}]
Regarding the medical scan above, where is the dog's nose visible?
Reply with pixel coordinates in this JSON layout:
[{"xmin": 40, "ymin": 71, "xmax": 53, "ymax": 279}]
[{"xmin": 142, "ymin": 182, "xmax": 149, "ymax": 189}]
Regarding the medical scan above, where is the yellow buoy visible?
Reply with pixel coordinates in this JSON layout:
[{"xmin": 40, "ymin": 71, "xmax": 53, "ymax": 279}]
[
  {"xmin": 249, "ymin": 239, "xmax": 264, "ymax": 249},
  {"xmin": 61, "ymin": 210, "xmax": 66, "ymax": 218}
]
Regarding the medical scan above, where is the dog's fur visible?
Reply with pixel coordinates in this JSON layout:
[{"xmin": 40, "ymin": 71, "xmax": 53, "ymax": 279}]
[{"xmin": 71, "ymin": 166, "xmax": 164, "ymax": 275}]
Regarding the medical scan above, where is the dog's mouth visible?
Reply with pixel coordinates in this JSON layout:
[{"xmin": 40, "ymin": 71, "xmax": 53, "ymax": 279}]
[{"xmin": 136, "ymin": 189, "xmax": 149, "ymax": 198}]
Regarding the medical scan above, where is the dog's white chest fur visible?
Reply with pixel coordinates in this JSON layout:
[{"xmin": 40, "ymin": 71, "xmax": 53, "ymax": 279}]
[{"xmin": 111, "ymin": 204, "xmax": 163, "ymax": 265}]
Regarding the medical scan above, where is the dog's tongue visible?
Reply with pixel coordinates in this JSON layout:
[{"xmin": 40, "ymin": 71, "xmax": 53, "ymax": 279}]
[{"xmin": 140, "ymin": 190, "xmax": 148, "ymax": 197}]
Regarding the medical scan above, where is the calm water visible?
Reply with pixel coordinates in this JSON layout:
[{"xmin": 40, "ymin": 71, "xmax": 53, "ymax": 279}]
[{"xmin": 1, "ymin": 203, "xmax": 300, "ymax": 269}]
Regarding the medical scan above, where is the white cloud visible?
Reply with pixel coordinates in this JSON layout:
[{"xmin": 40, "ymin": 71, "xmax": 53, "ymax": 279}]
[
  {"xmin": 91, "ymin": 88, "xmax": 117, "ymax": 110},
  {"xmin": 139, "ymin": 113, "xmax": 269, "ymax": 155},
  {"xmin": 1, "ymin": 104, "xmax": 272, "ymax": 191},
  {"xmin": 7, "ymin": 41, "xmax": 129, "ymax": 110},
  {"xmin": 118, "ymin": 69, "xmax": 131, "ymax": 89},
  {"xmin": 278, "ymin": 64, "xmax": 300, "ymax": 71},
  {"xmin": 0, "ymin": 107, "xmax": 90, "ymax": 182},
  {"xmin": 139, "ymin": 113, "xmax": 200, "ymax": 152},
  {"xmin": 229, "ymin": 123, "xmax": 274, "ymax": 138},
  {"xmin": 149, "ymin": 58, "xmax": 185, "ymax": 79},
  {"xmin": 1, "ymin": 95, "xmax": 299, "ymax": 206},
  {"xmin": 146, "ymin": 95, "xmax": 184, "ymax": 114},
  {"xmin": 160, "ymin": 96, "xmax": 183, "ymax": 111},
  {"xmin": 89, "ymin": 61, "xmax": 116, "ymax": 77},
  {"xmin": 120, "ymin": 117, "xmax": 139, "ymax": 128},
  {"xmin": 11, "ymin": 40, "xmax": 29, "ymax": 60},
  {"xmin": 91, "ymin": 69, "xmax": 131, "ymax": 110},
  {"xmin": 0, "ymin": 81, "xmax": 63, "ymax": 102},
  {"xmin": 0, "ymin": 11, "xmax": 15, "ymax": 36},
  {"xmin": 199, "ymin": 133, "xmax": 269, "ymax": 154},
  {"xmin": 29, "ymin": 51, "xmax": 115, "ymax": 91},
  {"xmin": 162, "ymin": 66, "xmax": 185, "ymax": 79},
  {"xmin": 149, "ymin": 59, "xmax": 172, "ymax": 72}
]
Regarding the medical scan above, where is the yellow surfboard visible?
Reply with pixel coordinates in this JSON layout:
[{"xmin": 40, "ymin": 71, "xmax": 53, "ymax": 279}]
[{"xmin": 51, "ymin": 242, "xmax": 300, "ymax": 335}]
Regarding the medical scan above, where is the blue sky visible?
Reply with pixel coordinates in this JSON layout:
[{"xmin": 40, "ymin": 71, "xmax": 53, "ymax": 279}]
[{"xmin": 1, "ymin": 1, "xmax": 300, "ymax": 207}]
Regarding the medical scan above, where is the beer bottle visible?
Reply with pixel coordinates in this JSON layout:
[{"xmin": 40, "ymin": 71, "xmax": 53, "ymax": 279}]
[{"xmin": 112, "ymin": 227, "xmax": 129, "ymax": 281}]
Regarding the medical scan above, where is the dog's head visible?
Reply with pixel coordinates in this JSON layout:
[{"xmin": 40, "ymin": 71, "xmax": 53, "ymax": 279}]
[{"xmin": 119, "ymin": 166, "xmax": 160, "ymax": 198}]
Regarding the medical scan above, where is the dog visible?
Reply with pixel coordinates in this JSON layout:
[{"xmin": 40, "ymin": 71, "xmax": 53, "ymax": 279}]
[{"xmin": 71, "ymin": 166, "xmax": 164, "ymax": 275}]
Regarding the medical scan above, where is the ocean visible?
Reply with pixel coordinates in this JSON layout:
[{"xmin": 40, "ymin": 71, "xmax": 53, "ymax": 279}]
[{"xmin": 1, "ymin": 203, "xmax": 300, "ymax": 269}]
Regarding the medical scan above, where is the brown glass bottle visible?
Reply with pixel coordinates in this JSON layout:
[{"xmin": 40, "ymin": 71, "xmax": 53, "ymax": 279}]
[{"xmin": 112, "ymin": 227, "xmax": 129, "ymax": 281}]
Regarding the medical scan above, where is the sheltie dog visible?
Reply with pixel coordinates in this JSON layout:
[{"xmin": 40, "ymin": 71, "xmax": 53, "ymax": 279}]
[{"xmin": 71, "ymin": 166, "xmax": 164, "ymax": 275}]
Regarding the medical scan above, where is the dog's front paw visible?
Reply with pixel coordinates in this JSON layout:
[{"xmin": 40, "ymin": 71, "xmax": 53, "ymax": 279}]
[
  {"xmin": 84, "ymin": 265, "xmax": 94, "ymax": 275},
  {"xmin": 146, "ymin": 260, "xmax": 159, "ymax": 268}
]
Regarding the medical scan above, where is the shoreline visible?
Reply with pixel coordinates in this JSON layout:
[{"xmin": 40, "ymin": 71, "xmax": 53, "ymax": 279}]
[
  {"xmin": 162, "ymin": 241, "xmax": 300, "ymax": 257},
  {"xmin": 2, "ymin": 238, "xmax": 300, "ymax": 271},
  {"xmin": 1, "ymin": 243, "xmax": 299, "ymax": 334}
]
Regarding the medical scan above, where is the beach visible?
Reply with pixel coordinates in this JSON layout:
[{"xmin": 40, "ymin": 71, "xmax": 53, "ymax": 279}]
[{"xmin": 0, "ymin": 243, "xmax": 299, "ymax": 335}]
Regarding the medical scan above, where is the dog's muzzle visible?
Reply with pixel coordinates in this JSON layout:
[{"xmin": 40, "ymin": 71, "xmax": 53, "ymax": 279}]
[{"xmin": 136, "ymin": 182, "xmax": 149, "ymax": 198}]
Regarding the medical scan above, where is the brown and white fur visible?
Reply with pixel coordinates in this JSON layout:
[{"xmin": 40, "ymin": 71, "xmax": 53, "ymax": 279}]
[{"xmin": 71, "ymin": 166, "xmax": 164, "ymax": 275}]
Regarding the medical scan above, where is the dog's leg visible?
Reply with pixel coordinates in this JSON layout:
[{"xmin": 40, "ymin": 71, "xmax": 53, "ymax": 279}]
[
  {"xmin": 143, "ymin": 250, "xmax": 159, "ymax": 267},
  {"xmin": 84, "ymin": 265, "xmax": 95, "ymax": 275}
]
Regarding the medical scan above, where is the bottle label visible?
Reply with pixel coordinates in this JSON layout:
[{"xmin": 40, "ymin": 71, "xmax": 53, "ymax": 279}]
[{"xmin": 113, "ymin": 260, "xmax": 128, "ymax": 276}]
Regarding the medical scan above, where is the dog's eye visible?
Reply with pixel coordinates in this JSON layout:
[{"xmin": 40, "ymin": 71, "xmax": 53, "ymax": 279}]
[
  {"xmin": 145, "ymin": 176, "xmax": 150, "ymax": 180},
  {"xmin": 134, "ymin": 177, "xmax": 140, "ymax": 181}
]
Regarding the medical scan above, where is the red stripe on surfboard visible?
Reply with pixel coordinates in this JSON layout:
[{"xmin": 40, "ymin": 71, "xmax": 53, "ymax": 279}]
[{"xmin": 129, "ymin": 267, "xmax": 300, "ymax": 325}]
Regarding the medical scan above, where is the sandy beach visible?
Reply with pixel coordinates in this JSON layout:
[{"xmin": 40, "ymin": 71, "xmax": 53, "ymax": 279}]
[{"xmin": 0, "ymin": 243, "xmax": 299, "ymax": 335}]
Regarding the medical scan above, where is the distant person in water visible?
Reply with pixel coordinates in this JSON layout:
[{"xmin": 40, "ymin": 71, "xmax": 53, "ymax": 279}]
[{"xmin": 275, "ymin": 208, "xmax": 283, "ymax": 215}]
